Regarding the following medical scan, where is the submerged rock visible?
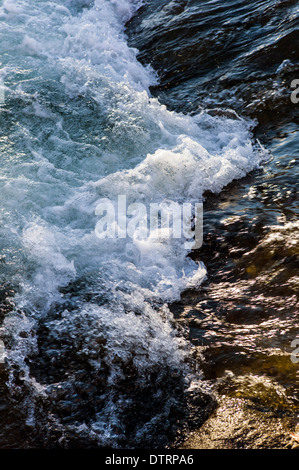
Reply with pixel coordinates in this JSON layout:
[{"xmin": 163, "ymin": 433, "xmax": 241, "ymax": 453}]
[{"xmin": 180, "ymin": 397, "xmax": 298, "ymax": 449}]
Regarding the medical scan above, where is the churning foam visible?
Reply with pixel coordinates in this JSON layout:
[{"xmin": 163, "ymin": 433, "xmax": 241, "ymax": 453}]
[{"xmin": 0, "ymin": 0, "xmax": 267, "ymax": 446}]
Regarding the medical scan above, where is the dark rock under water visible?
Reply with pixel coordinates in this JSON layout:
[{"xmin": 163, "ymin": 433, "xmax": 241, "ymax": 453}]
[{"xmin": 126, "ymin": 0, "xmax": 299, "ymax": 448}]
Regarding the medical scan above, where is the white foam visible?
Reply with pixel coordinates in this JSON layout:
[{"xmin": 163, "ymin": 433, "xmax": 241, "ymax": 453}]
[{"xmin": 0, "ymin": 0, "xmax": 267, "ymax": 444}]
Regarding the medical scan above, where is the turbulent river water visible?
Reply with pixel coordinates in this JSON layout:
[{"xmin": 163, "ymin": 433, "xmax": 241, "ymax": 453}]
[{"xmin": 0, "ymin": 0, "xmax": 298, "ymax": 448}]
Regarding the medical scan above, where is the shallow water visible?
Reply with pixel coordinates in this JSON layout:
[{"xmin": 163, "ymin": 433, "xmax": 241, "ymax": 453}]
[
  {"xmin": 127, "ymin": 0, "xmax": 299, "ymax": 447},
  {"xmin": 0, "ymin": 0, "xmax": 298, "ymax": 448}
]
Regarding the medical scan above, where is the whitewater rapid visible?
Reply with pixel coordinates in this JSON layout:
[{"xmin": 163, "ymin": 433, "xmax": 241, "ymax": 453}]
[{"xmin": 0, "ymin": 0, "xmax": 267, "ymax": 446}]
